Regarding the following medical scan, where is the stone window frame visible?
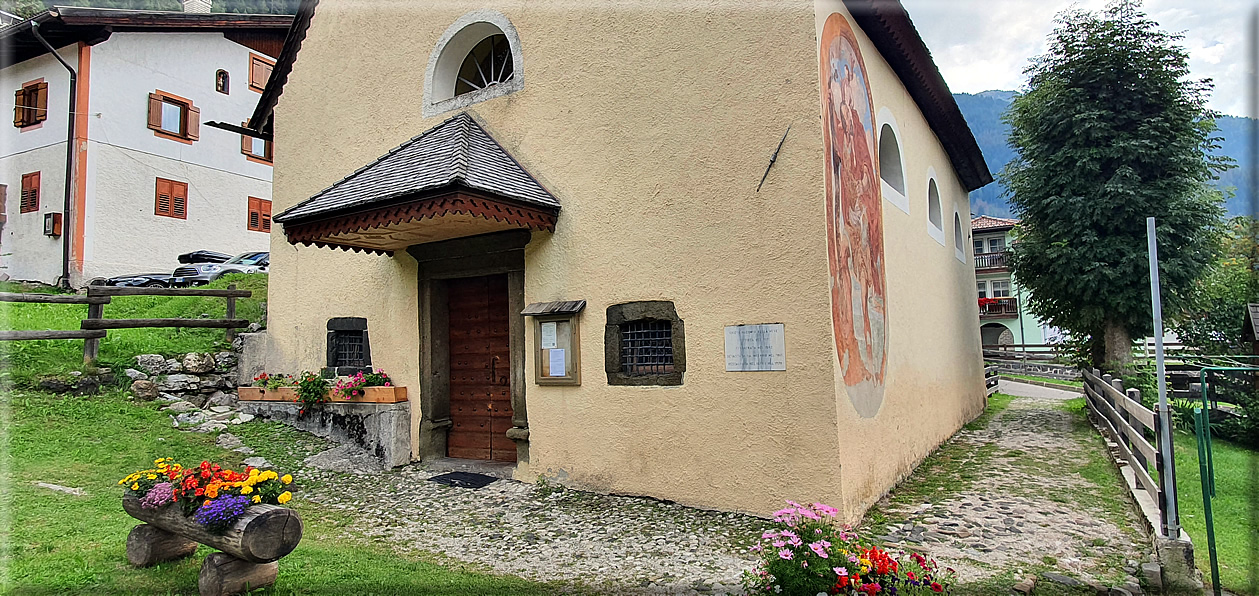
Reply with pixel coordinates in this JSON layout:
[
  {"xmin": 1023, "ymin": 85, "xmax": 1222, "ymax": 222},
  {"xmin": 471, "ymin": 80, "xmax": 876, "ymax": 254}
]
[
  {"xmin": 876, "ymin": 107, "xmax": 909, "ymax": 215},
  {"xmin": 604, "ymin": 301, "xmax": 685, "ymax": 386},
  {"xmin": 326, "ymin": 317, "xmax": 372, "ymax": 375},
  {"xmin": 422, "ymin": 10, "xmax": 525, "ymax": 118}
]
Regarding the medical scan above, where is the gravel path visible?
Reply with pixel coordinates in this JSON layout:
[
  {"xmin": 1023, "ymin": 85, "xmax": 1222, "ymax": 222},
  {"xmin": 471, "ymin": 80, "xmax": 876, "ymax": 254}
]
[{"xmin": 862, "ymin": 380, "xmax": 1155, "ymax": 593}]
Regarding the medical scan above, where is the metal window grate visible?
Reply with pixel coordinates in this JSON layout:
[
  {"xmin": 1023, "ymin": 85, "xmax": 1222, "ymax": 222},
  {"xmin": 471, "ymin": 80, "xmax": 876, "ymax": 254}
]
[
  {"xmin": 620, "ymin": 320, "xmax": 674, "ymax": 375},
  {"xmin": 334, "ymin": 331, "xmax": 365, "ymax": 367}
]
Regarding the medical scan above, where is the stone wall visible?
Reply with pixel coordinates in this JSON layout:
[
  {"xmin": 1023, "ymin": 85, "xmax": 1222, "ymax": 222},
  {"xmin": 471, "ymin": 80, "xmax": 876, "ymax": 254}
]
[
  {"xmin": 238, "ymin": 400, "xmax": 410, "ymax": 468},
  {"xmin": 127, "ymin": 352, "xmax": 252, "ymax": 434}
]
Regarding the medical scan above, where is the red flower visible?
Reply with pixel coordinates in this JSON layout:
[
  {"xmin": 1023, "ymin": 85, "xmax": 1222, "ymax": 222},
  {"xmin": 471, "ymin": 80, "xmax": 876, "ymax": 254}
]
[
  {"xmin": 195, "ymin": 487, "xmax": 204, "ymax": 496},
  {"xmin": 931, "ymin": 582, "xmax": 943, "ymax": 592}
]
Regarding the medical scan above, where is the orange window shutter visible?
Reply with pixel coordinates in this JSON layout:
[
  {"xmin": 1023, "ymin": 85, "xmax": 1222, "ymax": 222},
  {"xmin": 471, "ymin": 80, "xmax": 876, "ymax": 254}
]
[
  {"xmin": 147, "ymin": 93, "xmax": 163, "ymax": 130},
  {"xmin": 261, "ymin": 200, "xmax": 271, "ymax": 232},
  {"xmin": 24, "ymin": 173, "xmax": 39, "ymax": 213},
  {"xmin": 0, "ymin": 184, "xmax": 7, "ymax": 224},
  {"xmin": 241, "ymin": 131, "xmax": 252, "ymax": 155},
  {"xmin": 173, "ymin": 182, "xmax": 187, "ymax": 219},
  {"xmin": 247, "ymin": 197, "xmax": 259, "ymax": 230},
  {"xmin": 155, "ymin": 178, "xmax": 171, "ymax": 216},
  {"xmin": 34, "ymin": 82, "xmax": 47, "ymax": 122},
  {"xmin": 186, "ymin": 105, "xmax": 200, "ymax": 140}
]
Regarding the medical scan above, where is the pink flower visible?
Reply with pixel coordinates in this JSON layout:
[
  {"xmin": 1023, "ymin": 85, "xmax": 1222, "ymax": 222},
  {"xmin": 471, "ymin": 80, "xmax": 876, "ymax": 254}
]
[
  {"xmin": 778, "ymin": 549, "xmax": 793, "ymax": 560},
  {"xmin": 788, "ymin": 536, "xmax": 802, "ymax": 547},
  {"xmin": 749, "ymin": 544, "xmax": 763, "ymax": 552},
  {"xmin": 780, "ymin": 530, "xmax": 797, "ymax": 540},
  {"xmin": 834, "ymin": 567, "xmax": 849, "ymax": 576},
  {"xmin": 812, "ymin": 502, "xmax": 839, "ymax": 517},
  {"xmin": 797, "ymin": 507, "xmax": 821, "ymax": 520},
  {"xmin": 772, "ymin": 540, "xmax": 786, "ymax": 548},
  {"xmin": 762, "ymin": 531, "xmax": 779, "ymax": 540},
  {"xmin": 809, "ymin": 542, "xmax": 829, "ymax": 558}
]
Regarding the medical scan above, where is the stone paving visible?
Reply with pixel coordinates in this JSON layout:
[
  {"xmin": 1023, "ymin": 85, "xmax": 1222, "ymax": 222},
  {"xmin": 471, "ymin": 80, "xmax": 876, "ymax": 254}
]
[
  {"xmin": 228, "ymin": 379, "xmax": 1155, "ymax": 594},
  {"xmin": 864, "ymin": 381, "xmax": 1155, "ymax": 594}
]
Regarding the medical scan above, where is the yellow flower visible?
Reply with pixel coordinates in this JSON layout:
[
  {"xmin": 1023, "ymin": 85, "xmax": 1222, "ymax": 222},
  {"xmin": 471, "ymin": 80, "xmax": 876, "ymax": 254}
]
[
  {"xmin": 248, "ymin": 469, "xmax": 259, "ymax": 477},
  {"xmin": 281, "ymin": 474, "xmax": 292, "ymax": 485},
  {"xmin": 146, "ymin": 474, "xmax": 157, "ymax": 480},
  {"xmin": 252, "ymin": 495, "xmax": 262, "ymax": 504},
  {"xmin": 241, "ymin": 485, "xmax": 253, "ymax": 495},
  {"xmin": 264, "ymin": 471, "xmax": 278, "ymax": 481},
  {"xmin": 131, "ymin": 483, "xmax": 139, "ymax": 490},
  {"xmin": 276, "ymin": 491, "xmax": 291, "ymax": 505}
]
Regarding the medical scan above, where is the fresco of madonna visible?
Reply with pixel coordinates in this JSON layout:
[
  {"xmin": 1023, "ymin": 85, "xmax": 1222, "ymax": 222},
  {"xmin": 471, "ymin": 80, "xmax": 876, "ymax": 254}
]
[{"xmin": 820, "ymin": 13, "xmax": 887, "ymax": 418}]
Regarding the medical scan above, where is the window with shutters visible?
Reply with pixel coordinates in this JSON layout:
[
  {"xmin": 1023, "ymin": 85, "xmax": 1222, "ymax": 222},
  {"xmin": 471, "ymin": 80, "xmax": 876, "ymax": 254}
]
[
  {"xmin": 19, "ymin": 172, "xmax": 39, "ymax": 214},
  {"xmin": 249, "ymin": 54, "xmax": 274, "ymax": 92},
  {"xmin": 13, "ymin": 78, "xmax": 47, "ymax": 128},
  {"xmin": 154, "ymin": 178, "xmax": 188, "ymax": 219},
  {"xmin": 146, "ymin": 90, "xmax": 199, "ymax": 144},
  {"xmin": 247, "ymin": 197, "xmax": 271, "ymax": 232},
  {"xmin": 240, "ymin": 121, "xmax": 273, "ymax": 164}
]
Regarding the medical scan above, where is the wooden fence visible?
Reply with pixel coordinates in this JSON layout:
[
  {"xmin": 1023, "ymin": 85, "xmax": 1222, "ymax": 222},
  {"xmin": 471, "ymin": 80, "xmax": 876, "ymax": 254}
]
[
  {"xmin": 0, "ymin": 285, "xmax": 251, "ymax": 363},
  {"xmin": 984, "ymin": 365, "xmax": 999, "ymax": 396},
  {"xmin": 1081, "ymin": 368, "xmax": 1178, "ymax": 537}
]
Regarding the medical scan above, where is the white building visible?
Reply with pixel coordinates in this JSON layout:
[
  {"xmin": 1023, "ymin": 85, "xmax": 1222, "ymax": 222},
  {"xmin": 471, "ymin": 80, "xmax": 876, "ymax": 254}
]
[{"xmin": 0, "ymin": 5, "xmax": 291, "ymax": 286}]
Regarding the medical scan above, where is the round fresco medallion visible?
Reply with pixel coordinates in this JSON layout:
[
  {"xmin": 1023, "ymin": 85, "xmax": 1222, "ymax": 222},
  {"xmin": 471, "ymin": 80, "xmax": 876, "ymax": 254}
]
[{"xmin": 820, "ymin": 13, "xmax": 887, "ymax": 418}]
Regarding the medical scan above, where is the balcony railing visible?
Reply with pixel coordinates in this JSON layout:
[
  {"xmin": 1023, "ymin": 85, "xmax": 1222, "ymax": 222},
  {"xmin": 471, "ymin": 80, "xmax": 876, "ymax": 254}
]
[
  {"xmin": 974, "ymin": 251, "xmax": 1009, "ymax": 270},
  {"xmin": 978, "ymin": 296, "xmax": 1019, "ymax": 319}
]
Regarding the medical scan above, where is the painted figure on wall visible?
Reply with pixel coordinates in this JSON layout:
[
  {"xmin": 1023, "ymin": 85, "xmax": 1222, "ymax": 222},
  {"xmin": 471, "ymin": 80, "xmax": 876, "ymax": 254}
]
[{"xmin": 820, "ymin": 13, "xmax": 887, "ymax": 418}]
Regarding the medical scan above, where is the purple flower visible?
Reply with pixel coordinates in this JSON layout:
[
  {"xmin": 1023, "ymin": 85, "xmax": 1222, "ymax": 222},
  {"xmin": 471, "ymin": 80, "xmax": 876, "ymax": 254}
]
[
  {"xmin": 193, "ymin": 495, "xmax": 251, "ymax": 533},
  {"xmin": 139, "ymin": 482, "xmax": 174, "ymax": 509}
]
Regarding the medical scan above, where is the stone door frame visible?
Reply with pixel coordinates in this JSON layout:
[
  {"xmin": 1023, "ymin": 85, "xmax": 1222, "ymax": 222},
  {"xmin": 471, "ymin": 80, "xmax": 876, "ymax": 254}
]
[{"xmin": 407, "ymin": 230, "xmax": 530, "ymax": 465}]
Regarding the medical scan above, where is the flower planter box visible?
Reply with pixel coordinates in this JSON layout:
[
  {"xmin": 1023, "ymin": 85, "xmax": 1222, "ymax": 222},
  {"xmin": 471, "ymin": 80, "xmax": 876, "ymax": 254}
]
[
  {"xmin": 122, "ymin": 495, "xmax": 302, "ymax": 564},
  {"xmin": 238, "ymin": 386, "xmax": 406, "ymax": 404}
]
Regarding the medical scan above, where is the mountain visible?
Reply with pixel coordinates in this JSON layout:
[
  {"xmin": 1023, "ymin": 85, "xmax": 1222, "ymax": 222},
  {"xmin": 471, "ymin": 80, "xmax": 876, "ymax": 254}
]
[{"xmin": 953, "ymin": 91, "xmax": 1254, "ymax": 218}]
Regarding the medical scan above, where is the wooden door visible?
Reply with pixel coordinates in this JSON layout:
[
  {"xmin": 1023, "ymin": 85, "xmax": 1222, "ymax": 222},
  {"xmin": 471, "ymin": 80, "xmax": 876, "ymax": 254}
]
[{"xmin": 446, "ymin": 274, "xmax": 516, "ymax": 462}]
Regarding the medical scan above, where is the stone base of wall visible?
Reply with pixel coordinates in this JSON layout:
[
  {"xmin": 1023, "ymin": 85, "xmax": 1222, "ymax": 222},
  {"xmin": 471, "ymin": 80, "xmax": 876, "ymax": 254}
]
[{"xmin": 239, "ymin": 400, "xmax": 411, "ymax": 468}]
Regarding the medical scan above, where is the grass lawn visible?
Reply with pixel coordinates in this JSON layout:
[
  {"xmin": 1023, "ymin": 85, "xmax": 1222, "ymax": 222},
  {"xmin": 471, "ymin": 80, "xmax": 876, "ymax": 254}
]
[
  {"xmin": 0, "ymin": 275, "xmax": 267, "ymax": 387},
  {"xmin": 1172, "ymin": 430, "xmax": 1259, "ymax": 596},
  {"xmin": 1, "ymin": 387, "xmax": 564, "ymax": 595},
  {"xmin": 1002, "ymin": 373, "xmax": 1083, "ymax": 388}
]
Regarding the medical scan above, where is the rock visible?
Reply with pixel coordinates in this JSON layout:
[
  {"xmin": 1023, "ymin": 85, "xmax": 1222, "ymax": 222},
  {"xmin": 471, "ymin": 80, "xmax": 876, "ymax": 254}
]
[
  {"xmin": 234, "ymin": 413, "xmax": 255, "ymax": 424},
  {"xmin": 1012, "ymin": 577, "xmax": 1035, "ymax": 594},
  {"xmin": 157, "ymin": 393, "xmax": 183, "ymax": 402},
  {"xmin": 174, "ymin": 411, "xmax": 206, "ymax": 427},
  {"xmin": 34, "ymin": 482, "xmax": 86, "ymax": 496},
  {"xmin": 161, "ymin": 401, "xmax": 198, "ymax": 413},
  {"xmin": 135, "ymin": 354, "xmax": 166, "ymax": 374},
  {"xmin": 38, "ymin": 377, "xmax": 74, "ymax": 393},
  {"xmin": 1122, "ymin": 580, "xmax": 1143, "ymax": 595},
  {"xmin": 131, "ymin": 380, "xmax": 160, "ymax": 401},
  {"xmin": 1141, "ymin": 562, "xmax": 1162, "ymax": 592},
  {"xmin": 68, "ymin": 370, "xmax": 82, "ymax": 377},
  {"xmin": 209, "ymin": 405, "xmax": 232, "ymax": 414},
  {"xmin": 207, "ymin": 391, "xmax": 237, "ymax": 408},
  {"xmin": 184, "ymin": 393, "xmax": 210, "ymax": 408},
  {"xmin": 159, "ymin": 374, "xmax": 200, "ymax": 392},
  {"xmin": 233, "ymin": 446, "xmax": 255, "ymax": 454},
  {"xmin": 183, "ymin": 352, "xmax": 216, "ymax": 374},
  {"xmin": 208, "ymin": 411, "xmax": 235, "ymax": 421},
  {"xmin": 303, "ymin": 444, "xmax": 383, "ymax": 474},
  {"xmin": 246, "ymin": 322, "xmax": 262, "ymax": 333},
  {"xmin": 215, "ymin": 351, "xmax": 238, "ymax": 369},
  {"xmin": 1043, "ymin": 573, "xmax": 1083, "ymax": 588},
  {"xmin": 216, "ymin": 433, "xmax": 244, "ymax": 448},
  {"xmin": 1108, "ymin": 588, "xmax": 1132, "ymax": 596},
  {"xmin": 193, "ymin": 421, "xmax": 228, "ymax": 433},
  {"xmin": 165, "ymin": 359, "xmax": 183, "ymax": 373},
  {"xmin": 243, "ymin": 456, "xmax": 273, "ymax": 468}
]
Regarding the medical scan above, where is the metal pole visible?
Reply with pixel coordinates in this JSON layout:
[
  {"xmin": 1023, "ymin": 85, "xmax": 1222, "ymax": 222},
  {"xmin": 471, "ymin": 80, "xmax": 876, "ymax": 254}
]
[
  {"xmin": 1195, "ymin": 406, "xmax": 1222, "ymax": 596},
  {"xmin": 30, "ymin": 22, "xmax": 77, "ymax": 290},
  {"xmin": 1147, "ymin": 217, "xmax": 1179, "ymax": 537}
]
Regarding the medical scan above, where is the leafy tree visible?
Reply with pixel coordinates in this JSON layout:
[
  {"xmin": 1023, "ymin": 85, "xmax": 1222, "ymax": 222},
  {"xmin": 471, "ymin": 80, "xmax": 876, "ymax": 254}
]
[
  {"xmin": 1, "ymin": 0, "xmax": 46, "ymax": 17},
  {"xmin": 1172, "ymin": 216, "xmax": 1259, "ymax": 354},
  {"xmin": 1002, "ymin": 0, "xmax": 1231, "ymax": 370}
]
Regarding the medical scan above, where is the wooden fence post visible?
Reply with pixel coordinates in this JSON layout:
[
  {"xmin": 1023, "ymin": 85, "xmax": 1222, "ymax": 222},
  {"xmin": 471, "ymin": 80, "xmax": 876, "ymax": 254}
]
[
  {"xmin": 1126, "ymin": 387, "xmax": 1149, "ymax": 488},
  {"xmin": 83, "ymin": 298, "xmax": 104, "ymax": 364},
  {"xmin": 225, "ymin": 283, "xmax": 237, "ymax": 343}
]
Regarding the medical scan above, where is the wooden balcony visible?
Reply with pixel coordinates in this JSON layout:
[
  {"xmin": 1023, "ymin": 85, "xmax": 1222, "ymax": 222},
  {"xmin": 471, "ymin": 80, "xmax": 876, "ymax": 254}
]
[
  {"xmin": 974, "ymin": 251, "xmax": 1009, "ymax": 271},
  {"xmin": 979, "ymin": 297, "xmax": 1019, "ymax": 319}
]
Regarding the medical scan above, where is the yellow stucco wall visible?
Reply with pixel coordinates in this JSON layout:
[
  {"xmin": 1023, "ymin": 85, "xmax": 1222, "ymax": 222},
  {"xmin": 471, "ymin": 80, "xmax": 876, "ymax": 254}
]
[{"xmin": 267, "ymin": 0, "xmax": 983, "ymax": 519}]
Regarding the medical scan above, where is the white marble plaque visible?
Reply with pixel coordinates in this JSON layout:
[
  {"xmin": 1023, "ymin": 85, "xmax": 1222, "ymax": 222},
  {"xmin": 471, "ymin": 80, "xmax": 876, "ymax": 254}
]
[{"xmin": 724, "ymin": 324, "xmax": 787, "ymax": 372}]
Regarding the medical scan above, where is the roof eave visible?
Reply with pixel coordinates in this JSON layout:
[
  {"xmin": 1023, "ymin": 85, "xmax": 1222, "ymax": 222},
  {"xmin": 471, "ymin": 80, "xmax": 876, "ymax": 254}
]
[
  {"xmin": 841, "ymin": 0, "xmax": 993, "ymax": 192},
  {"xmin": 273, "ymin": 182, "xmax": 560, "ymax": 226}
]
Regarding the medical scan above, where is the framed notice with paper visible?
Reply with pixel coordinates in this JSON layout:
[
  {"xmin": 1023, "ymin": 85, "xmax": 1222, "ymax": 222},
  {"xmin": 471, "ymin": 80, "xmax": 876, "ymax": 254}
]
[{"xmin": 522, "ymin": 300, "xmax": 585, "ymax": 386}]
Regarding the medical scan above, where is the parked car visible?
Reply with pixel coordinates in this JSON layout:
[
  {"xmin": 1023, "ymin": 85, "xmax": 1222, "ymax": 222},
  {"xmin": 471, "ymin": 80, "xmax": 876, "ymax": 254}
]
[
  {"xmin": 177, "ymin": 250, "xmax": 232, "ymax": 264},
  {"xmin": 92, "ymin": 272, "xmax": 171, "ymax": 287},
  {"xmin": 170, "ymin": 252, "xmax": 269, "ymax": 286}
]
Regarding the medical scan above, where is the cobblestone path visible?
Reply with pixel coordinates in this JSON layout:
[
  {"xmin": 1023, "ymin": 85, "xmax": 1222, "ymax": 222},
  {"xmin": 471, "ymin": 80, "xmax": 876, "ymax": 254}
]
[{"xmin": 861, "ymin": 380, "xmax": 1156, "ymax": 594}]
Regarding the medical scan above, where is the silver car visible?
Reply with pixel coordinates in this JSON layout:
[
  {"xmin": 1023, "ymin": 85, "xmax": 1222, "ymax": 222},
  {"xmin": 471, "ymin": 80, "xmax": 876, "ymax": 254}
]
[{"xmin": 170, "ymin": 252, "xmax": 269, "ymax": 286}]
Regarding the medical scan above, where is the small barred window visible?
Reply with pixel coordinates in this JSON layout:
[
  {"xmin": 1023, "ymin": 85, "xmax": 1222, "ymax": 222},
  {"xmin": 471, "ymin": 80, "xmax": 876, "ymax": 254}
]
[
  {"xmin": 605, "ymin": 301, "xmax": 684, "ymax": 386},
  {"xmin": 620, "ymin": 320, "xmax": 674, "ymax": 375}
]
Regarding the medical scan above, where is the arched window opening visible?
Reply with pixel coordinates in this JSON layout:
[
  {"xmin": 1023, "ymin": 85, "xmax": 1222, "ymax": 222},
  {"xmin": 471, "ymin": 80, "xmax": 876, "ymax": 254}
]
[
  {"xmin": 954, "ymin": 212, "xmax": 964, "ymax": 247},
  {"xmin": 927, "ymin": 180, "xmax": 942, "ymax": 229},
  {"xmin": 878, "ymin": 124, "xmax": 905, "ymax": 195},
  {"xmin": 215, "ymin": 69, "xmax": 229, "ymax": 94},
  {"xmin": 454, "ymin": 34, "xmax": 514, "ymax": 96}
]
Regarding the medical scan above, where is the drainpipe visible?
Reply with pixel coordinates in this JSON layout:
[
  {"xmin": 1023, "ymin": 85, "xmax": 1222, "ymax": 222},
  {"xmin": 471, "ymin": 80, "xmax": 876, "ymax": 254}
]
[{"xmin": 30, "ymin": 22, "xmax": 76, "ymax": 290}]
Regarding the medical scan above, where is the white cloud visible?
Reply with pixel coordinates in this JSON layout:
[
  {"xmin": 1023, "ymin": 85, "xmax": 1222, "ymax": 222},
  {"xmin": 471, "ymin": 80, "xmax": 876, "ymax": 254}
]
[{"xmin": 901, "ymin": 0, "xmax": 1255, "ymax": 116}]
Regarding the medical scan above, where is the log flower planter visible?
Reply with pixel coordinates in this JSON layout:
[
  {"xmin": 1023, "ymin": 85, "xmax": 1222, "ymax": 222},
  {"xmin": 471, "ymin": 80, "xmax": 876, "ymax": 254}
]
[
  {"xmin": 238, "ymin": 385, "xmax": 407, "ymax": 404},
  {"xmin": 122, "ymin": 495, "xmax": 302, "ymax": 595}
]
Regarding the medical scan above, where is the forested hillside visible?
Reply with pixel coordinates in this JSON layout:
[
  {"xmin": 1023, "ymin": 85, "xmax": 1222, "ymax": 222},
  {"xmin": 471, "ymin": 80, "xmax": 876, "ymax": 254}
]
[{"xmin": 954, "ymin": 91, "xmax": 1253, "ymax": 217}]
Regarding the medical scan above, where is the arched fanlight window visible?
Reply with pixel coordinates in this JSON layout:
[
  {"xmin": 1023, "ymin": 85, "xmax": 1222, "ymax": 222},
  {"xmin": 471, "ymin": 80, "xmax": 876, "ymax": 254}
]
[
  {"xmin": 954, "ymin": 211, "xmax": 967, "ymax": 262},
  {"xmin": 215, "ymin": 69, "xmax": 229, "ymax": 94},
  {"xmin": 454, "ymin": 34, "xmax": 514, "ymax": 96},
  {"xmin": 423, "ymin": 11, "xmax": 525, "ymax": 117},
  {"xmin": 878, "ymin": 124, "xmax": 905, "ymax": 195},
  {"xmin": 928, "ymin": 179, "xmax": 942, "ymax": 229}
]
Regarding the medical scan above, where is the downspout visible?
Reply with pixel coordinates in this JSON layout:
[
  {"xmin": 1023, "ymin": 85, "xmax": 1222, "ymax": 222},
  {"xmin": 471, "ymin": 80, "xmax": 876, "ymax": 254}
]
[{"xmin": 30, "ymin": 22, "xmax": 76, "ymax": 290}]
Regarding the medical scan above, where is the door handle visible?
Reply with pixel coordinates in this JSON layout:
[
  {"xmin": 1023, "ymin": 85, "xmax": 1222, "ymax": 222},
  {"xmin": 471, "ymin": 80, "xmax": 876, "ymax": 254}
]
[{"xmin": 491, "ymin": 356, "xmax": 507, "ymax": 386}]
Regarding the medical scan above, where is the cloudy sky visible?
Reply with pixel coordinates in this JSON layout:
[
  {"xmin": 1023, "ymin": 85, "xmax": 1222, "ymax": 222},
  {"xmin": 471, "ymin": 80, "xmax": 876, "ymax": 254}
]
[{"xmin": 899, "ymin": 0, "xmax": 1255, "ymax": 117}]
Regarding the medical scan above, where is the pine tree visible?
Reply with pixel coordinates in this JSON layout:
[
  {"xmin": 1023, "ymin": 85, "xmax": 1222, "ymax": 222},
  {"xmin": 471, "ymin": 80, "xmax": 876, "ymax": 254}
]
[{"xmin": 1003, "ymin": 0, "xmax": 1231, "ymax": 370}]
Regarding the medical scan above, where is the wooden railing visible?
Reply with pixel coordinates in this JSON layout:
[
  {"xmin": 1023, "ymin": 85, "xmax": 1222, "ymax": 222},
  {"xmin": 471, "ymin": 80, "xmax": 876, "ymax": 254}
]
[
  {"xmin": 0, "ymin": 284, "xmax": 251, "ymax": 363},
  {"xmin": 1081, "ymin": 368, "xmax": 1178, "ymax": 536},
  {"xmin": 978, "ymin": 296, "xmax": 1019, "ymax": 319},
  {"xmin": 984, "ymin": 365, "xmax": 999, "ymax": 396},
  {"xmin": 974, "ymin": 251, "xmax": 1009, "ymax": 270}
]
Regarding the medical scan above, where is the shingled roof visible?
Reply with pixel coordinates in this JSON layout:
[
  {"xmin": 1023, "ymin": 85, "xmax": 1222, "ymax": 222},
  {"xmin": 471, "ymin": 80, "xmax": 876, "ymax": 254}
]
[
  {"xmin": 971, "ymin": 215, "xmax": 1019, "ymax": 231},
  {"xmin": 274, "ymin": 113, "xmax": 559, "ymax": 224}
]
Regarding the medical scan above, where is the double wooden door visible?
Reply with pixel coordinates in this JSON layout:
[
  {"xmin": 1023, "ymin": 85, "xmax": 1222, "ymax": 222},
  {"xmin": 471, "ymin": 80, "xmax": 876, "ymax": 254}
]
[{"xmin": 446, "ymin": 274, "xmax": 516, "ymax": 462}]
